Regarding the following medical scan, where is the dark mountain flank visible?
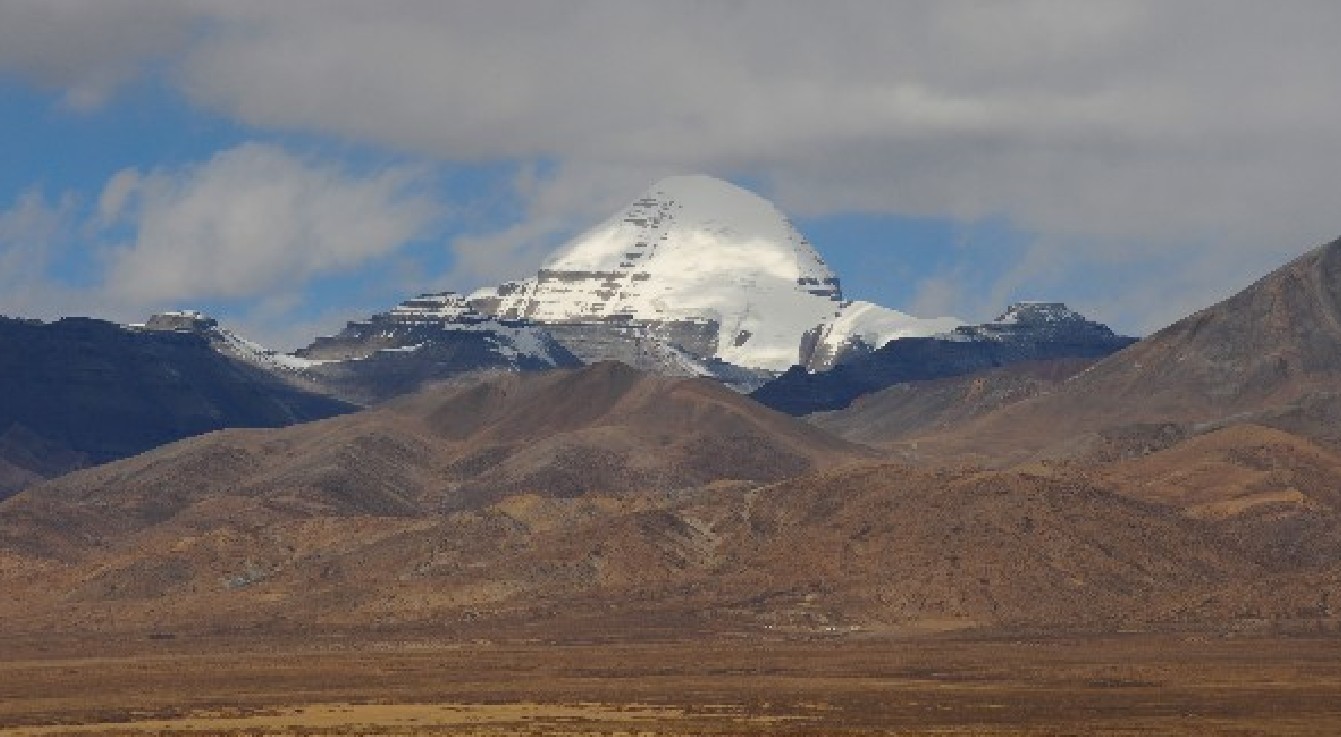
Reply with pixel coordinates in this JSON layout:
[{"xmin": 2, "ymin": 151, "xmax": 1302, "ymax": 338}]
[{"xmin": 0, "ymin": 316, "xmax": 354, "ymax": 497}]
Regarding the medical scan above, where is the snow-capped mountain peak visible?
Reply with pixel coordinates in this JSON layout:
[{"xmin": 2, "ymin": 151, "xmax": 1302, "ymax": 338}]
[{"xmin": 471, "ymin": 175, "xmax": 955, "ymax": 371}]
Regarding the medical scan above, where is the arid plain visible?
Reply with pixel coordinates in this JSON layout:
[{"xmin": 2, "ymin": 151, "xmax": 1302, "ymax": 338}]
[{"xmin": 3, "ymin": 629, "xmax": 1341, "ymax": 736}]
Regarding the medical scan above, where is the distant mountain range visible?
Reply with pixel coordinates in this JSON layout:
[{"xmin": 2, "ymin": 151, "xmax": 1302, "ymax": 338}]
[
  {"xmin": 156, "ymin": 176, "xmax": 971, "ymax": 392},
  {"xmin": 0, "ymin": 177, "xmax": 976, "ymax": 493},
  {"xmin": 136, "ymin": 179, "xmax": 1134, "ymax": 410}
]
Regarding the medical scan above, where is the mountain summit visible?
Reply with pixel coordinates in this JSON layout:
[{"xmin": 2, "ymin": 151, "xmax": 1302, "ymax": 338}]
[{"xmin": 469, "ymin": 176, "xmax": 959, "ymax": 371}]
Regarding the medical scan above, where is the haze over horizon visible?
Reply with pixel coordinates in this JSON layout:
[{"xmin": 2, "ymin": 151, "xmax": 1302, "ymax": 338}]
[{"xmin": 3, "ymin": 1, "xmax": 1341, "ymax": 349}]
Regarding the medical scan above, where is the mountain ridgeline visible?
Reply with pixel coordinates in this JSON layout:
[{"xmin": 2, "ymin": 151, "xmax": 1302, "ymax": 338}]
[{"xmin": 190, "ymin": 176, "xmax": 968, "ymax": 397}]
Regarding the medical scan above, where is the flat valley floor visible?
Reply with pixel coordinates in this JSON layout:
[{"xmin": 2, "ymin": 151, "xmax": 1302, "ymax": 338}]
[{"xmin": 1, "ymin": 631, "xmax": 1339, "ymax": 736}]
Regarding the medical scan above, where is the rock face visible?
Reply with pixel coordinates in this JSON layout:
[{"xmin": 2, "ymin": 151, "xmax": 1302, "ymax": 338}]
[
  {"xmin": 296, "ymin": 293, "xmax": 568, "ymax": 364},
  {"xmin": 297, "ymin": 292, "xmax": 756, "ymax": 395},
  {"xmin": 751, "ymin": 302, "xmax": 1136, "ymax": 415},
  {"xmin": 0, "ymin": 315, "xmax": 353, "ymax": 497},
  {"xmin": 467, "ymin": 176, "xmax": 958, "ymax": 372}
]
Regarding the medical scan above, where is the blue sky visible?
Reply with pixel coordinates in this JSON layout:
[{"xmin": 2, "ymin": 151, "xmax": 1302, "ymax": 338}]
[{"xmin": 2, "ymin": 2, "xmax": 1340, "ymax": 348}]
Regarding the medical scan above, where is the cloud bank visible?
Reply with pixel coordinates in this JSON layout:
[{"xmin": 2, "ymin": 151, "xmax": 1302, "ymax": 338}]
[
  {"xmin": 101, "ymin": 143, "xmax": 437, "ymax": 303},
  {"xmin": 3, "ymin": 1, "xmax": 1341, "ymax": 332},
  {"xmin": 0, "ymin": 142, "xmax": 439, "ymax": 347}
]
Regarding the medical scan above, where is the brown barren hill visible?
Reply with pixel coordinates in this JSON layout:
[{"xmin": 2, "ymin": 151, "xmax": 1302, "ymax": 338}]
[
  {"xmin": 1105, "ymin": 424, "xmax": 1341, "ymax": 520},
  {"xmin": 0, "ymin": 362, "xmax": 872, "ymax": 634},
  {"xmin": 688, "ymin": 463, "xmax": 1260, "ymax": 630},
  {"xmin": 409, "ymin": 360, "xmax": 870, "ymax": 503},
  {"xmin": 0, "ymin": 361, "xmax": 866, "ymax": 552},
  {"xmin": 4, "ymin": 362, "xmax": 1339, "ymax": 638},
  {"xmin": 0, "ymin": 458, "xmax": 1286, "ymax": 635},
  {"xmin": 911, "ymin": 236, "xmax": 1341, "ymax": 462},
  {"xmin": 1101, "ymin": 423, "xmax": 1341, "ymax": 577}
]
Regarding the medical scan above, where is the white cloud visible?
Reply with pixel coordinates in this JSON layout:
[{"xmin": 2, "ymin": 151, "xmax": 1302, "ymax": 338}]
[
  {"xmin": 4, "ymin": 2, "xmax": 1341, "ymax": 332},
  {"xmin": 0, "ymin": 0, "xmax": 193, "ymax": 109},
  {"xmin": 0, "ymin": 189, "xmax": 84, "ymax": 318},
  {"xmin": 96, "ymin": 168, "xmax": 139, "ymax": 224},
  {"xmin": 169, "ymin": 1, "xmax": 1341, "ymax": 331},
  {"xmin": 0, "ymin": 144, "xmax": 442, "ymax": 348},
  {"xmin": 102, "ymin": 142, "xmax": 439, "ymax": 304}
]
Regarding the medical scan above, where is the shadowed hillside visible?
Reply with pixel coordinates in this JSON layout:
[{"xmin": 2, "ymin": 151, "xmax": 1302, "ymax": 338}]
[{"xmin": 0, "ymin": 316, "xmax": 354, "ymax": 498}]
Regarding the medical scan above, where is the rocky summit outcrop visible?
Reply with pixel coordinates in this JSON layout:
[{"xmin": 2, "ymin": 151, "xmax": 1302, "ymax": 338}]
[
  {"xmin": 0, "ymin": 315, "xmax": 353, "ymax": 497},
  {"xmin": 751, "ymin": 302, "xmax": 1135, "ymax": 415}
]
